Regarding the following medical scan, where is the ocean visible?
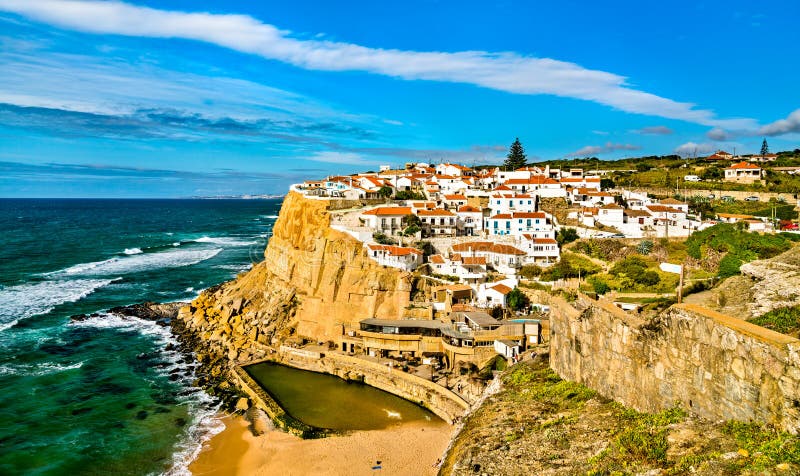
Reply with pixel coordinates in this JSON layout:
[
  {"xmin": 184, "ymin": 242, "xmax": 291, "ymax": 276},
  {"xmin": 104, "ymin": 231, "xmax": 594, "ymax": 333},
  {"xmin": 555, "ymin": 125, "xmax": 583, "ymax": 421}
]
[{"xmin": 0, "ymin": 198, "xmax": 281, "ymax": 475}]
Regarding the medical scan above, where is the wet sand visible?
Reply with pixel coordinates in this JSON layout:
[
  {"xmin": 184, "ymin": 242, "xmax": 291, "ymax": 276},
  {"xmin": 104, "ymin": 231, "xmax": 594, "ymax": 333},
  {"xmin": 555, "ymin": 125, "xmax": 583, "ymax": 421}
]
[{"xmin": 190, "ymin": 415, "xmax": 453, "ymax": 476}]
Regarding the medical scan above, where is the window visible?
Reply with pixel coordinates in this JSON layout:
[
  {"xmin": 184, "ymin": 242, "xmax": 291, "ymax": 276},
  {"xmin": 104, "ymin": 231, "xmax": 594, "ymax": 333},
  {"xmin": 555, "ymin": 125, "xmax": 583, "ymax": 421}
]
[{"xmin": 527, "ymin": 219, "xmax": 532, "ymax": 227}]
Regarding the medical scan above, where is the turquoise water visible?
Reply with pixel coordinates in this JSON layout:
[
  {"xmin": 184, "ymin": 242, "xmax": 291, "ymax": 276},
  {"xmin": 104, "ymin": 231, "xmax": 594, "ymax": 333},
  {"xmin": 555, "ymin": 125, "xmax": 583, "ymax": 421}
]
[
  {"xmin": 0, "ymin": 198, "xmax": 281, "ymax": 475},
  {"xmin": 245, "ymin": 362, "xmax": 440, "ymax": 431}
]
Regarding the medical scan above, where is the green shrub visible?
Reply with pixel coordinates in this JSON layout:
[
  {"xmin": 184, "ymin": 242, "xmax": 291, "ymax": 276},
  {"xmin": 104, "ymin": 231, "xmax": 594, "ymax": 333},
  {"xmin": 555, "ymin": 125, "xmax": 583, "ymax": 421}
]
[
  {"xmin": 717, "ymin": 254, "xmax": 743, "ymax": 278},
  {"xmin": 750, "ymin": 305, "xmax": 800, "ymax": 335}
]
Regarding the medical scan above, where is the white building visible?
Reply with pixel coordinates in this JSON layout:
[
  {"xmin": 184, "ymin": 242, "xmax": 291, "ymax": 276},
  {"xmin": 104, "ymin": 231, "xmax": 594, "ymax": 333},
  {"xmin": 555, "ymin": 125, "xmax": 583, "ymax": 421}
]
[
  {"xmin": 455, "ymin": 205, "xmax": 484, "ymax": 236},
  {"xmin": 516, "ymin": 235, "xmax": 560, "ymax": 265},
  {"xmin": 366, "ymin": 244, "xmax": 423, "ymax": 271},
  {"xmin": 361, "ymin": 206, "xmax": 413, "ymax": 235},
  {"xmin": 416, "ymin": 208, "xmax": 457, "ymax": 236},
  {"xmin": 488, "ymin": 193, "xmax": 538, "ymax": 215},
  {"xmin": 486, "ymin": 212, "xmax": 555, "ymax": 237}
]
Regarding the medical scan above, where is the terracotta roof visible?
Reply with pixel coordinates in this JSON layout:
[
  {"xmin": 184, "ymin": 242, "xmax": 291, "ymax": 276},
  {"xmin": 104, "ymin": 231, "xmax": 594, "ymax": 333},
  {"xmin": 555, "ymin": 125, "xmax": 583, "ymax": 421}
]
[
  {"xmin": 367, "ymin": 244, "xmax": 422, "ymax": 256},
  {"xmin": 457, "ymin": 205, "xmax": 481, "ymax": 213},
  {"xmin": 533, "ymin": 238, "xmax": 558, "ymax": 244},
  {"xmin": 624, "ymin": 209, "xmax": 652, "ymax": 217},
  {"xmin": 443, "ymin": 194, "xmax": 467, "ymax": 200},
  {"xmin": 600, "ymin": 203, "xmax": 623, "ymax": 209},
  {"xmin": 362, "ymin": 206, "xmax": 413, "ymax": 216},
  {"xmin": 659, "ymin": 198, "xmax": 685, "ymax": 205},
  {"xmin": 417, "ymin": 209, "xmax": 455, "ymax": 216},
  {"xmin": 492, "ymin": 185, "xmax": 513, "ymax": 191},
  {"xmin": 582, "ymin": 207, "xmax": 599, "ymax": 215},
  {"xmin": 489, "ymin": 244, "xmax": 527, "ymax": 256},
  {"xmin": 506, "ymin": 177, "xmax": 560, "ymax": 185},
  {"xmin": 490, "ymin": 284, "xmax": 513, "ymax": 295},
  {"xmin": 489, "ymin": 212, "xmax": 547, "ymax": 219},
  {"xmin": 428, "ymin": 254, "xmax": 445, "ymax": 264},
  {"xmin": 462, "ymin": 256, "xmax": 487, "ymax": 265},
  {"xmin": 449, "ymin": 241, "xmax": 525, "ymax": 256},
  {"xmin": 646, "ymin": 205, "xmax": 684, "ymax": 213},
  {"xmin": 727, "ymin": 161, "xmax": 761, "ymax": 170}
]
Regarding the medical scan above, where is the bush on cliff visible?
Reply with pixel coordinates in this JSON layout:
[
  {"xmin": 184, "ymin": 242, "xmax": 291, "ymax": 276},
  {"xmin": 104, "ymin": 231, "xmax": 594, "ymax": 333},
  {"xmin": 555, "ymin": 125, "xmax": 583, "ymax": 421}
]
[{"xmin": 685, "ymin": 223, "xmax": 796, "ymax": 277}]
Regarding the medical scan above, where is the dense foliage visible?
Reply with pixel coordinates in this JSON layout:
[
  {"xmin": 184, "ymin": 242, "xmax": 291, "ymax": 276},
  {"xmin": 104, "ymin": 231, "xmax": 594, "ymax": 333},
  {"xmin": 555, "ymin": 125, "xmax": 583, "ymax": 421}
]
[
  {"xmin": 395, "ymin": 190, "xmax": 426, "ymax": 200},
  {"xmin": 750, "ymin": 305, "xmax": 800, "ymax": 335},
  {"xmin": 684, "ymin": 223, "xmax": 796, "ymax": 276},
  {"xmin": 507, "ymin": 287, "xmax": 530, "ymax": 312},
  {"xmin": 609, "ymin": 256, "xmax": 661, "ymax": 286},
  {"xmin": 556, "ymin": 227, "xmax": 579, "ymax": 246}
]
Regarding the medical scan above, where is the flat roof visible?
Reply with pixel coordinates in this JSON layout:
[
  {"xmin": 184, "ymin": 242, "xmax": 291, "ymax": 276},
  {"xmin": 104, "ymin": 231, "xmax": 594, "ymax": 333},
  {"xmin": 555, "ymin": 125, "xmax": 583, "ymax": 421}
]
[
  {"xmin": 360, "ymin": 318, "xmax": 445, "ymax": 330},
  {"xmin": 454, "ymin": 311, "xmax": 500, "ymax": 327}
]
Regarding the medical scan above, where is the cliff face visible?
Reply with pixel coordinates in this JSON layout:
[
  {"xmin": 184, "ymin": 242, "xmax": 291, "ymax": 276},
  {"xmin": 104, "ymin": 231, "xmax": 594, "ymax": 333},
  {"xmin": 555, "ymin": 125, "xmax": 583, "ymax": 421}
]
[{"xmin": 179, "ymin": 191, "xmax": 412, "ymax": 362}]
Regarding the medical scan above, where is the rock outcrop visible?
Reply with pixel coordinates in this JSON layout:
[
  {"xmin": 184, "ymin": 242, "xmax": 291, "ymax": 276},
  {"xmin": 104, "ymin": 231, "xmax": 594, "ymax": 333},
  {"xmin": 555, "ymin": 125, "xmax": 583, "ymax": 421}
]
[
  {"xmin": 740, "ymin": 245, "xmax": 800, "ymax": 317},
  {"xmin": 176, "ymin": 191, "xmax": 413, "ymax": 365}
]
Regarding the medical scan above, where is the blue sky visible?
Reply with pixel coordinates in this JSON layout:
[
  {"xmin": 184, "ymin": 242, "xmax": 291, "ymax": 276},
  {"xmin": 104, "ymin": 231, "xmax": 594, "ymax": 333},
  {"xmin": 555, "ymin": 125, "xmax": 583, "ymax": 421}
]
[{"xmin": 0, "ymin": 0, "xmax": 799, "ymax": 197}]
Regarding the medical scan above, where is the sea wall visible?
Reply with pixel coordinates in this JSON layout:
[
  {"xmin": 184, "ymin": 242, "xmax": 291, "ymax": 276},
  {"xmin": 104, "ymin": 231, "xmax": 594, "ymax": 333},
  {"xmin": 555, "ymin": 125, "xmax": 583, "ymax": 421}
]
[
  {"xmin": 549, "ymin": 297, "xmax": 800, "ymax": 434},
  {"xmin": 177, "ymin": 191, "xmax": 413, "ymax": 364},
  {"xmin": 265, "ymin": 347, "xmax": 471, "ymax": 424}
]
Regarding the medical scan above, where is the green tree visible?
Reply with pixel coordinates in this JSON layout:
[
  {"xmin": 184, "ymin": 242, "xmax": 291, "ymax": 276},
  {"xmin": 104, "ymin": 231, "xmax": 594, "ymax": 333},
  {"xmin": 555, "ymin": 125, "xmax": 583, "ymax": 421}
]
[
  {"xmin": 504, "ymin": 138, "xmax": 527, "ymax": 170},
  {"xmin": 506, "ymin": 287, "xmax": 530, "ymax": 312},
  {"xmin": 377, "ymin": 185, "xmax": 393, "ymax": 198},
  {"xmin": 761, "ymin": 138, "xmax": 769, "ymax": 157},
  {"xmin": 556, "ymin": 228, "xmax": 579, "ymax": 246},
  {"xmin": 600, "ymin": 178, "xmax": 616, "ymax": 190}
]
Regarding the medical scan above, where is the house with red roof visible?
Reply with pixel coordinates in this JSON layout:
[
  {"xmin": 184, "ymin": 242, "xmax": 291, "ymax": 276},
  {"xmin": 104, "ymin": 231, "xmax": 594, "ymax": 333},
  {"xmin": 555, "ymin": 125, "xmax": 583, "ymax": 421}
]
[
  {"xmin": 724, "ymin": 162, "xmax": 763, "ymax": 183},
  {"xmin": 416, "ymin": 208, "xmax": 457, "ymax": 237},
  {"xmin": 365, "ymin": 244, "xmax": 422, "ymax": 271},
  {"xmin": 360, "ymin": 206, "xmax": 413, "ymax": 235}
]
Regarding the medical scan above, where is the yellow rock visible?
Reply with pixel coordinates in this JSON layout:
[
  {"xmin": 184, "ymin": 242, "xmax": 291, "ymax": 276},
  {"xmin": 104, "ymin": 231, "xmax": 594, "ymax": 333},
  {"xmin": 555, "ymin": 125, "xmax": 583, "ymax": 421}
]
[
  {"xmin": 737, "ymin": 448, "xmax": 750, "ymax": 458},
  {"xmin": 776, "ymin": 463, "xmax": 791, "ymax": 471}
]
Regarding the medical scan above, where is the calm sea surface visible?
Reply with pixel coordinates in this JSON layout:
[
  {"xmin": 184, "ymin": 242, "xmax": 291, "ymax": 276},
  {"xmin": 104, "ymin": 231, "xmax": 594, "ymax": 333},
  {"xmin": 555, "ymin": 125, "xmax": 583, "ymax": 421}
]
[{"xmin": 0, "ymin": 198, "xmax": 281, "ymax": 475}]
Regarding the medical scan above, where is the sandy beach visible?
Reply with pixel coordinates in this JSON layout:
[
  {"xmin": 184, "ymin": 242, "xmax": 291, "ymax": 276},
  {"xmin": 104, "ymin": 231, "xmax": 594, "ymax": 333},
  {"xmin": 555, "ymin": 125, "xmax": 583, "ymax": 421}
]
[{"xmin": 190, "ymin": 415, "xmax": 453, "ymax": 476}]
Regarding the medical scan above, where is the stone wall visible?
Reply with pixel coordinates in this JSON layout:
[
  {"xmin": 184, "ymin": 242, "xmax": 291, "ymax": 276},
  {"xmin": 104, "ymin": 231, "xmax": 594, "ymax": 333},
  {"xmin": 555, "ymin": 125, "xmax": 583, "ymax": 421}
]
[{"xmin": 550, "ymin": 297, "xmax": 800, "ymax": 434}]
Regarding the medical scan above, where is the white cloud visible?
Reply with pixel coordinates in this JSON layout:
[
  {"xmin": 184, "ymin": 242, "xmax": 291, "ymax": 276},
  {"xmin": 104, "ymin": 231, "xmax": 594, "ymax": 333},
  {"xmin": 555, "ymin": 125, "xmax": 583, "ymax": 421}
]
[
  {"xmin": 706, "ymin": 127, "xmax": 732, "ymax": 141},
  {"xmin": 570, "ymin": 142, "xmax": 641, "ymax": 156},
  {"xmin": 759, "ymin": 109, "xmax": 800, "ymax": 136},
  {"xmin": 674, "ymin": 141, "xmax": 715, "ymax": 156},
  {"xmin": 635, "ymin": 125, "xmax": 673, "ymax": 135},
  {"xmin": 0, "ymin": 0, "xmax": 757, "ymax": 129}
]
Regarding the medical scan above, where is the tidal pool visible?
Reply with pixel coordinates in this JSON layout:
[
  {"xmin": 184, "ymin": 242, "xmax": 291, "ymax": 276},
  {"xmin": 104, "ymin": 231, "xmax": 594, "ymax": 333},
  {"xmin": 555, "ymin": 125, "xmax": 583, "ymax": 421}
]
[{"xmin": 245, "ymin": 362, "xmax": 441, "ymax": 431}]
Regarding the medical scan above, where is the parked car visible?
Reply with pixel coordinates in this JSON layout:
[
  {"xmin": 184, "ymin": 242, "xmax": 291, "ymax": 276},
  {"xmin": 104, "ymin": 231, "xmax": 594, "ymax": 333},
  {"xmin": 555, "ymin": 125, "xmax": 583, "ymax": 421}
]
[
  {"xmin": 745, "ymin": 196, "xmax": 759, "ymax": 202},
  {"xmin": 610, "ymin": 233, "xmax": 626, "ymax": 238},
  {"xmin": 684, "ymin": 175, "xmax": 701, "ymax": 182},
  {"xmin": 707, "ymin": 194, "xmax": 715, "ymax": 199},
  {"xmin": 780, "ymin": 221, "xmax": 799, "ymax": 230},
  {"xmin": 721, "ymin": 195, "xmax": 735, "ymax": 203}
]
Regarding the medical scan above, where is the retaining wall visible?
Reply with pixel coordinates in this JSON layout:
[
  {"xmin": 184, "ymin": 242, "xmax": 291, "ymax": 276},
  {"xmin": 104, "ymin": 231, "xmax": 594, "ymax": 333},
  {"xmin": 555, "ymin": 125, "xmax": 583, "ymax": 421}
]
[{"xmin": 550, "ymin": 297, "xmax": 800, "ymax": 433}]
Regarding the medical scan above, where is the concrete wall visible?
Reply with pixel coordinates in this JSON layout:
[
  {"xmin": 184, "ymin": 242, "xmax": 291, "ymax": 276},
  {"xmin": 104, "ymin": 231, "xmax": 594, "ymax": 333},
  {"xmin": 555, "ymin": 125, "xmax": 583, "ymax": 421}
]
[{"xmin": 550, "ymin": 296, "xmax": 800, "ymax": 434}]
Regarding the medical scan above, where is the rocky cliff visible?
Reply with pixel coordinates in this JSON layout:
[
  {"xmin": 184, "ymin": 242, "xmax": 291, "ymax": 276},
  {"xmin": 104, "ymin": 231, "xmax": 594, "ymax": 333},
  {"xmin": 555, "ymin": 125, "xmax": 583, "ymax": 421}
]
[{"xmin": 177, "ymin": 191, "xmax": 413, "ymax": 363}]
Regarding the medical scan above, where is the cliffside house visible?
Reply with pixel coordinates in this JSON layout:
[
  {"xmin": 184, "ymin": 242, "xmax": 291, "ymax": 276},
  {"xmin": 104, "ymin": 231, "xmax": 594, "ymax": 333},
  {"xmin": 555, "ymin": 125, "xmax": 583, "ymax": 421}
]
[
  {"xmin": 724, "ymin": 162, "xmax": 763, "ymax": 183},
  {"xmin": 361, "ymin": 206, "xmax": 413, "ymax": 235},
  {"xmin": 365, "ymin": 244, "xmax": 423, "ymax": 271},
  {"xmin": 427, "ymin": 254, "xmax": 487, "ymax": 283}
]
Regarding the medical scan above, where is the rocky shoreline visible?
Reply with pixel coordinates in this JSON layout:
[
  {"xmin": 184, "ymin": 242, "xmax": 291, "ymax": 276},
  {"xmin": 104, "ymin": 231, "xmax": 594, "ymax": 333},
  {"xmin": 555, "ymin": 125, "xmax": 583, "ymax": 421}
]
[{"xmin": 71, "ymin": 300, "xmax": 249, "ymax": 416}]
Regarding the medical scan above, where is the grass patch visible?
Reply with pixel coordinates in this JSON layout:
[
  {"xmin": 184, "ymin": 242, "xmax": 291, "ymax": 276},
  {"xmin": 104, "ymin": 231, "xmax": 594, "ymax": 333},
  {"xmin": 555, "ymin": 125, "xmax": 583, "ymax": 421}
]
[
  {"xmin": 722, "ymin": 421, "xmax": 800, "ymax": 472},
  {"xmin": 503, "ymin": 365, "xmax": 595, "ymax": 409}
]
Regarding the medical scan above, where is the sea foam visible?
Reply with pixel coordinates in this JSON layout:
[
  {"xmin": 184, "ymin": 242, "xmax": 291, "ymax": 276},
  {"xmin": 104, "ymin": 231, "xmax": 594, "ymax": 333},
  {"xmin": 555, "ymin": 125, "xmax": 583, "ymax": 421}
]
[
  {"xmin": 0, "ymin": 278, "xmax": 120, "ymax": 331},
  {"xmin": 193, "ymin": 236, "xmax": 257, "ymax": 246},
  {"xmin": 71, "ymin": 313, "xmax": 224, "ymax": 476},
  {"xmin": 57, "ymin": 248, "xmax": 223, "ymax": 277}
]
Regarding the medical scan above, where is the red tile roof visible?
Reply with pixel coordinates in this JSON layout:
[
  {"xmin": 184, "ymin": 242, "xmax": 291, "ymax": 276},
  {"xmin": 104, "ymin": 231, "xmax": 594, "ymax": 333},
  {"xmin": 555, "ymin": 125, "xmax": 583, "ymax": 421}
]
[
  {"xmin": 362, "ymin": 207, "xmax": 413, "ymax": 216},
  {"xmin": 727, "ymin": 161, "xmax": 761, "ymax": 170},
  {"xmin": 490, "ymin": 284, "xmax": 513, "ymax": 295}
]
